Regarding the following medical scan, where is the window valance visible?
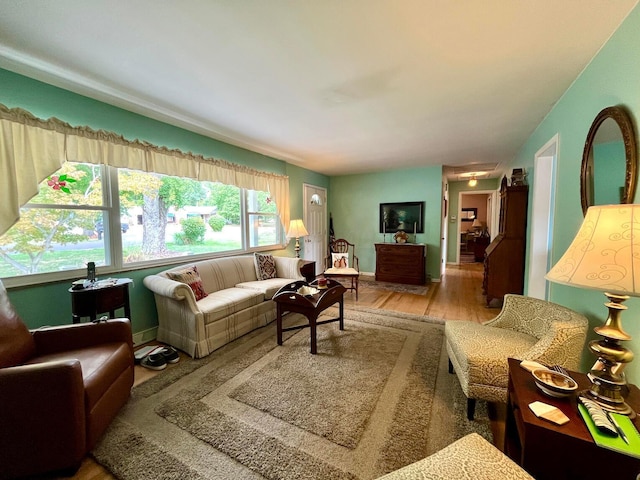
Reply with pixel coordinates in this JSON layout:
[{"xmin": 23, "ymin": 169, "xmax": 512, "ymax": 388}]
[{"xmin": 0, "ymin": 103, "xmax": 290, "ymax": 236}]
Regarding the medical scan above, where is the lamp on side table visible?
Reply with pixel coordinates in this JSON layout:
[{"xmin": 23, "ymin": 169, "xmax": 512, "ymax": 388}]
[{"xmin": 546, "ymin": 205, "xmax": 640, "ymax": 415}]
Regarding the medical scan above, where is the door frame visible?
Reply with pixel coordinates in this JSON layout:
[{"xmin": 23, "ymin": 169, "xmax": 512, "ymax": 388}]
[{"xmin": 527, "ymin": 134, "xmax": 558, "ymax": 300}]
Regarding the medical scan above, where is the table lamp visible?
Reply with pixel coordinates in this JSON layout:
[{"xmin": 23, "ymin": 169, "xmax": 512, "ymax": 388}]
[
  {"xmin": 286, "ymin": 219, "xmax": 309, "ymax": 258},
  {"xmin": 545, "ymin": 204, "xmax": 640, "ymax": 415}
]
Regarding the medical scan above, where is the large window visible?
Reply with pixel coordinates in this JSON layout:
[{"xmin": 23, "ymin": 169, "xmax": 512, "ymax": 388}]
[{"xmin": 0, "ymin": 163, "xmax": 283, "ymax": 281}]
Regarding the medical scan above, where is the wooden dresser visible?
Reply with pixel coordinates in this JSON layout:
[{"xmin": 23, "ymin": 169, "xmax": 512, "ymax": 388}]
[
  {"xmin": 483, "ymin": 176, "xmax": 528, "ymax": 306},
  {"xmin": 375, "ymin": 243, "xmax": 426, "ymax": 285}
]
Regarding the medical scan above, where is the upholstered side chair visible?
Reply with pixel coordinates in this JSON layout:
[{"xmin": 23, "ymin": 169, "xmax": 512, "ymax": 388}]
[
  {"xmin": 445, "ymin": 294, "xmax": 589, "ymax": 420},
  {"xmin": 323, "ymin": 238, "xmax": 360, "ymax": 299}
]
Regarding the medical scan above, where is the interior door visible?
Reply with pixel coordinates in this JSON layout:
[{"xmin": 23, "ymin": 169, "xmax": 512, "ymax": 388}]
[{"xmin": 303, "ymin": 184, "xmax": 327, "ymax": 275}]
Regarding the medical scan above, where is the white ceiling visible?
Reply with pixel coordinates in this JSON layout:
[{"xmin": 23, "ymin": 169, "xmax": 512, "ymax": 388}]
[{"xmin": 0, "ymin": 1, "xmax": 637, "ymax": 178}]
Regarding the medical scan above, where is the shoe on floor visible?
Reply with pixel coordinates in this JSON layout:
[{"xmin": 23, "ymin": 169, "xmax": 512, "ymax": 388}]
[
  {"xmin": 158, "ymin": 346, "xmax": 180, "ymax": 364},
  {"xmin": 140, "ymin": 352, "xmax": 167, "ymax": 370}
]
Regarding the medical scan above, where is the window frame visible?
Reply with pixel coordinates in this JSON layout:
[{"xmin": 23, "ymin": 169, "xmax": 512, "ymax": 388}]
[{"xmin": 1, "ymin": 164, "xmax": 286, "ymax": 288}]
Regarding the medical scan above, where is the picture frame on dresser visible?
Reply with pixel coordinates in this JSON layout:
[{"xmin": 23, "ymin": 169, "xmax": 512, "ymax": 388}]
[{"xmin": 379, "ymin": 201, "xmax": 424, "ymax": 233}]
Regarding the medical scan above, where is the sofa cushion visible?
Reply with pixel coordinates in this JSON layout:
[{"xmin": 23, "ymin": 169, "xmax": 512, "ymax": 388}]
[
  {"xmin": 167, "ymin": 266, "xmax": 208, "ymax": 301},
  {"xmin": 331, "ymin": 252, "xmax": 349, "ymax": 269},
  {"xmin": 197, "ymin": 287, "xmax": 264, "ymax": 324},
  {"xmin": 236, "ymin": 278, "xmax": 299, "ymax": 300},
  {"xmin": 254, "ymin": 252, "xmax": 277, "ymax": 280}
]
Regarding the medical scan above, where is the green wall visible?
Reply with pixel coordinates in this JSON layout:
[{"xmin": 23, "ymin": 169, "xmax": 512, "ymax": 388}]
[
  {"xmin": 0, "ymin": 68, "xmax": 328, "ymax": 334},
  {"xmin": 511, "ymin": 3, "xmax": 640, "ymax": 383},
  {"xmin": 446, "ymin": 178, "xmax": 500, "ymax": 263},
  {"xmin": 328, "ymin": 166, "xmax": 443, "ymax": 281}
]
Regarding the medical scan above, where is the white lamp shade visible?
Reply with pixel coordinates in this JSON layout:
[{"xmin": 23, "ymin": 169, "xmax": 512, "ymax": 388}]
[
  {"xmin": 545, "ymin": 205, "xmax": 640, "ymax": 297},
  {"xmin": 286, "ymin": 219, "xmax": 309, "ymax": 238},
  {"xmin": 472, "ymin": 218, "xmax": 482, "ymax": 228}
]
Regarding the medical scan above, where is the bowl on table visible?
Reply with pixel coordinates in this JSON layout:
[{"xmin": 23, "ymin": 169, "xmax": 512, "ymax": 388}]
[{"xmin": 532, "ymin": 368, "xmax": 578, "ymax": 398}]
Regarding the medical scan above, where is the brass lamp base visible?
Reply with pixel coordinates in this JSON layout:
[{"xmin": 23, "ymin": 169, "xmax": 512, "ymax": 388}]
[{"xmin": 586, "ymin": 293, "xmax": 635, "ymax": 416}]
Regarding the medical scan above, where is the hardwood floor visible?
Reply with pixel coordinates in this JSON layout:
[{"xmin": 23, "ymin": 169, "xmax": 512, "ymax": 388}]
[{"xmin": 61, "ymin": 262, "xmax": 505, "ymax": 480}]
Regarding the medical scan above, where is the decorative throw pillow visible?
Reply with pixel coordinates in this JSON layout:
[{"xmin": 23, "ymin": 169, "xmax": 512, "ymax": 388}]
[
  {"xmin": 254, "ymin": 252, "xmax": 277, "ymax": 280},
  {"xmin": 331, "ymin": 253, "xmax": 349, "ymax": 269},
  {"xmin": 167, "ymin": 266, "xmax": 208, "ymax": 301}
]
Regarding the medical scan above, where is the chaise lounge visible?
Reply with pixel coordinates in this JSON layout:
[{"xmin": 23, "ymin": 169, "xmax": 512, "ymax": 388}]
[{"xmin": 445, "ymin": 294, "xmax": 589, "ymax": 420}]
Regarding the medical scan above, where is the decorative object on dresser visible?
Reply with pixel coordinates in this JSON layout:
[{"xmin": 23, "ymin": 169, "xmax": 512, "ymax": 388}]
[
  {"xmin": 483, "ymin": 176, "xmax": 528, "ymax": 307},
  {"xmin": 375, "ymin": 242, "xmax": 426, "ymax": 286},
  {"xmin": 546, "ymin": 204, "xmax": 640, "ymax": 416}
]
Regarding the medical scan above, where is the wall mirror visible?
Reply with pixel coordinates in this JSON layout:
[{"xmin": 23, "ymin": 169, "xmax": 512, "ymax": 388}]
[{"xmin": 580, "ymin": 106, "xmax": 638, "ymax": 215}]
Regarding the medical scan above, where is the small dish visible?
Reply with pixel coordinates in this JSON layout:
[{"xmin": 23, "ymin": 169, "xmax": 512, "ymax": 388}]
[
  {"xmin": 297, "ymin": 286, "xmax": 319, "ymax": 296},
  {"xmin": 532, "ymin": 368, "xmax": 578, "ymax": 398}
]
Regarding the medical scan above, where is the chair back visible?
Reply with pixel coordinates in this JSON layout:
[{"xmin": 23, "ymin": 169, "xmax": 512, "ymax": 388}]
[
  {"xmin": 0, "ymin": 280, "xmax": 35, "ymax": 368},
  {"xmin": 326, "ymin": 238, "xmax": 359, "ymax": 270}
]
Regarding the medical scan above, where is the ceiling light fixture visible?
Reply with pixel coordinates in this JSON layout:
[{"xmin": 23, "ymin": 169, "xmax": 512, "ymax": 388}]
[{"xmin": 468, "ymin": 175, "xmax": 478, "ymax": 187}]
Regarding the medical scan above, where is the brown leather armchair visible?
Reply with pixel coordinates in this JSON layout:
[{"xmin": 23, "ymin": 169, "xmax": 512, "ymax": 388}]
[{"xmin": 0, "ymin": 280, "xmax": 135, "ymax": 479}]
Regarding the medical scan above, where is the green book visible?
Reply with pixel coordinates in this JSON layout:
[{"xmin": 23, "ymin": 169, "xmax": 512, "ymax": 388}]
[{"xmin": 578, "ymin": 404, "xmax": 640, "ymax": 459}]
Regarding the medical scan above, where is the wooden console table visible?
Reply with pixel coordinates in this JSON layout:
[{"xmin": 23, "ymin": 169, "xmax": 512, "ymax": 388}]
[
  {"xmin": 505, "ymin": 357, "xmax": 640, "ymax": 479},
  {"xmin": 68, "ymin": 278, "xmax": 132, "ymax": 324},
  {"xmin": 375, "ymin": 243, "xmax": 426, "ymax": 285}
]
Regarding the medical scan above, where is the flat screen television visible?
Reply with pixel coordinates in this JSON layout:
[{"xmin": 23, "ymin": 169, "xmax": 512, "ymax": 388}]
[{"xmin": 379, "ymin": 202, "xmax": 424, "ymax": 234}]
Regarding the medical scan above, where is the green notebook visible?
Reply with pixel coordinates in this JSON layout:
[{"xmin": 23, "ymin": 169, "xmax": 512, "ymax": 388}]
[{"xmin": 578, "ymin": 404, "xmax": 640, "ymax": 459}]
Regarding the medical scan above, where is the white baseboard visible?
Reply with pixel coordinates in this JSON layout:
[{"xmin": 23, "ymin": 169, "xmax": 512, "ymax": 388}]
[{"xmin": 132, "ymin": 326, "xmax": 158, "ymax": 346}]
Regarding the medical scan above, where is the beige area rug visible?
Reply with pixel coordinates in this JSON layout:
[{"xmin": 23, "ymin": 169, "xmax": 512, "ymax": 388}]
[
  {"xmin": 358, "ymin": 276, "xmax": 429, "ymax": 295},
  {"xmin": 92, "ymin": 306, "xmax": 491, "ymax": 480}
]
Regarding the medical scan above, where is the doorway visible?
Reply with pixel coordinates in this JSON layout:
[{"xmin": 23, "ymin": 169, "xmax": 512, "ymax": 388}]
[
  {"xmin": 303, "ymin": 184, "xmax": 327, "ymax": 276},
  {"xmin": 457, "ymin": 190, "xmax": 497, "ymax": 264}
]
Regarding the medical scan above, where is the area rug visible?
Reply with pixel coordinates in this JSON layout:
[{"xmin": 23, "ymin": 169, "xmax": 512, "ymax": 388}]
[
  {"xmin": 358, "ymin": 275, "xmax": 429, "ymax": 295},
  {"xmin": 92, "ymin": 307, "xmax": 491, "ymax": 480}
]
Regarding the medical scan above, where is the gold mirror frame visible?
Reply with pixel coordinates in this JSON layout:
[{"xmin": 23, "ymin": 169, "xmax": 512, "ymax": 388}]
[{"xmin": 580, "ymin": 106, "xmax": 638, "ymax": 215}]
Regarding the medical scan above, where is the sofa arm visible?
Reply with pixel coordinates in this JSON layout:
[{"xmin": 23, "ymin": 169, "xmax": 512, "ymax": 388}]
[
  {"xmin": 143, "ymin": 274, "xmax": 200, "ymax": 314},
  {"xmin": 32, "ymin": 318, "xmax": 134, "ymax": 356},
  {"xmin": 274, "ymin": 256, "xmax": 303, "ymax": 279},
  {"xmin": 0, "ymin": 360, "xmax": 86, "ymax": 477}
]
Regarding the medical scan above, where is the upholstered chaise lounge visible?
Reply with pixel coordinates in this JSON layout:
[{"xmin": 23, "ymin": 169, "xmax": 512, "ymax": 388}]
[
  {"xmin": 376, "ymin": 433, "xmax": 533, "ymax": 479},
  {"xmin": 445, "ymin": 294, "xmax": 589, "ymax": 420}
]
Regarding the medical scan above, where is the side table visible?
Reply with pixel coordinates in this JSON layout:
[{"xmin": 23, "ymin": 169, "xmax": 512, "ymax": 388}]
[
  {"xmin": 505, "ymin": 357, "xmax": 640, "ymax": 479},
  {"xmin": 69, "ymin": 278, "xmax": 133, "ymax": 323}
]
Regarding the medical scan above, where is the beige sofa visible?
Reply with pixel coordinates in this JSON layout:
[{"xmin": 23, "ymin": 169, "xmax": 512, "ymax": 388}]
[{"xmin": 143, "ymin": 255, "xmax": 303, "ymax": 358}]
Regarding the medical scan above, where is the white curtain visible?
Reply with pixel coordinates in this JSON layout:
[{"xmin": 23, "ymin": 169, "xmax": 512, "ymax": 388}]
[{"xmin": 0, "ymin": 104, "xmax": 290, "ymax": 236}]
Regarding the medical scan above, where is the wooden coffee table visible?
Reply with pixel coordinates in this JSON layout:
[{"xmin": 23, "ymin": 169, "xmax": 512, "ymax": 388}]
[{"xmin": 273, "ymin": 279, "xmax": 346, "ymax": 354}]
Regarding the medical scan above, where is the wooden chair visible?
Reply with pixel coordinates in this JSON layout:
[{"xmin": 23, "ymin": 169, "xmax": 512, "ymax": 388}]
[{"xmin": 323, "ymin": 238, "xmax": 360, "ymax": 299}]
